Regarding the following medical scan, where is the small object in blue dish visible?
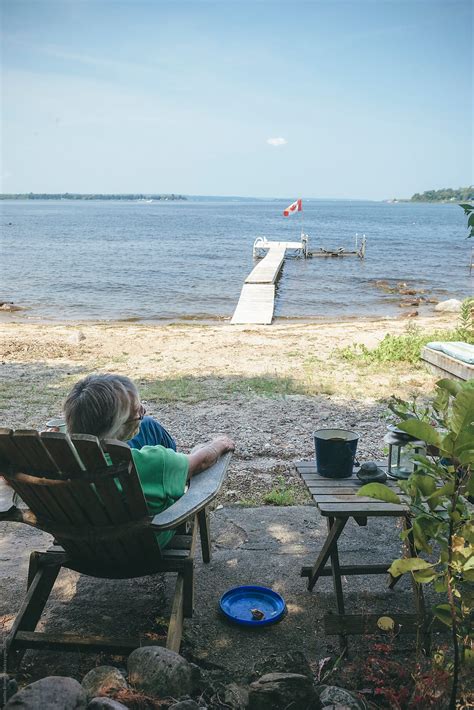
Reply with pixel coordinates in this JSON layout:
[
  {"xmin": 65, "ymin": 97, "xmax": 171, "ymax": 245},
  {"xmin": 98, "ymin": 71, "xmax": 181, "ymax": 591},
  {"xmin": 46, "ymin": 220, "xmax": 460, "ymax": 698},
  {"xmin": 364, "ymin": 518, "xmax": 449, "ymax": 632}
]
[{"xmin": 219, "ymin": 585, "xmax": 286, "ymax": 627}]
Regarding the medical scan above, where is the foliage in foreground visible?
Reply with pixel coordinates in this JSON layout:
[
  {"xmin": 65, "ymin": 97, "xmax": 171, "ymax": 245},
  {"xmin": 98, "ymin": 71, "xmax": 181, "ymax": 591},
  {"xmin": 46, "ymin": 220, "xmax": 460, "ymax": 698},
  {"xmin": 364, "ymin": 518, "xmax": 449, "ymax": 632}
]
[
  {"xmin": 339, "ymin": 298, "xmax": 474, "ymax": 365},
  {"xmin": 358, "ymin": 378, "xmax": 474, "ymax": 708}
]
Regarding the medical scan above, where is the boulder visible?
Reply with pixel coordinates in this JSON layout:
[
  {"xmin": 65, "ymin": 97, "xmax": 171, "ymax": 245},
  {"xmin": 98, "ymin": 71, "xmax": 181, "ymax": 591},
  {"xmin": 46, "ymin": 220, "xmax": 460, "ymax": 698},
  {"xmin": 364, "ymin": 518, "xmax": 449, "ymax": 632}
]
[
  {"xmin": 0, "ymin": 675, "xmax": 18, "ymax": 708},
  {"xmin": 87, "ymin": 699, "xmax": 129, "ymax": 710},
  {"xmin": 251, "ymin": 651, "xmax": 313, "ymax": 680},
  {"xmin": 5, "ymin": 676, "xmax": 87, "ymax": 709},
  {"xmin": 248, "ymin": 672, "xmax": 319, "ymax": 710},
  {"xmin": 223, "ymin": 683, "xmax": 249, "ymax": 709},
  {"xmin": 435, "ymin": 299, "xmax": 462, "ymax": 313},
  {"xmin": 128, "ymin": 646, "xmax": 198, "ymax": 699},
  {"xmin": 82, "ymin": 667, "xmax": 128, "ymax": 701},
  {"xmin": 318, "ymin": 685, "xmax": 367, "ymax": 709}
]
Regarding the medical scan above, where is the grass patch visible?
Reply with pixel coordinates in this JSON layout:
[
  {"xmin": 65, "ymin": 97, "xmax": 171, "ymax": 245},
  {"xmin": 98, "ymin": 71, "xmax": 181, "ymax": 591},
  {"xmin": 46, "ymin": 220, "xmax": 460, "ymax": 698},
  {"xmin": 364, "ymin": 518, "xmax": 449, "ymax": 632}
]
[
  {"xmin": 339, "ymin": 324, "xmax": 473, "ymax": 365},
  {"xmin": 339, "ymin": 298, "xmax": 474, "ymax": 365},
  {"xmin": 141, "ymin": 377, "xmax": 208, "ymax": 403},
  {"xmin": 263, "ymin": 476, "xmax": 297, "ymax": 506},
  {"xmin": 226, "ymin": 376, "xmax": 306, "ymax": 397}
]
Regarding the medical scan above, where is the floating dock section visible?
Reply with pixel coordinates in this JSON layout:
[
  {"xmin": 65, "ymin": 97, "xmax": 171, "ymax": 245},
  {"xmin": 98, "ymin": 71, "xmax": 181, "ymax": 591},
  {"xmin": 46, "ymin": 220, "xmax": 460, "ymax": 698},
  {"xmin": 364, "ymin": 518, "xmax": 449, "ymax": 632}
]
[{"xmin": 231, "ymin": 237, "xmax": 307, "ymax": 325}]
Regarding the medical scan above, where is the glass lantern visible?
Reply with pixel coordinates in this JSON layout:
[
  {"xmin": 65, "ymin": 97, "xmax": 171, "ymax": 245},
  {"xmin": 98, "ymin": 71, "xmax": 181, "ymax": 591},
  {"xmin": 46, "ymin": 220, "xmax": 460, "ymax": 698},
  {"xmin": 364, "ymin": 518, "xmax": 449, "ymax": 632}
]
[{"xmin": 384, "ymin": 432, "xmax": 425, "ymax": 479}]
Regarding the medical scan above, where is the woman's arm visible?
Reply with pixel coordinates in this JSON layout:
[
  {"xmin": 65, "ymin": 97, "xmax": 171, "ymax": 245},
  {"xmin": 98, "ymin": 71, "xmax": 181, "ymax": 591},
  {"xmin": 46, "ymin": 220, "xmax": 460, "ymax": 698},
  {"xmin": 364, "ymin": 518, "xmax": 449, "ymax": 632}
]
[{"xmin": 186, "ymin": 435, "xmax": 235, "ymax": 479}]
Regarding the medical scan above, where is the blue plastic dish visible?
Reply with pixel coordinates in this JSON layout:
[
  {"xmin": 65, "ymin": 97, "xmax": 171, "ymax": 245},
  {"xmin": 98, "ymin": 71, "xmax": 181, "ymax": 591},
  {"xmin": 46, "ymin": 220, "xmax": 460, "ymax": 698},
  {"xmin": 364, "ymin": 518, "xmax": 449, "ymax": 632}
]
[{"xmin": 219, "ymin": 585, "xmax": 286, "ymax": 627}]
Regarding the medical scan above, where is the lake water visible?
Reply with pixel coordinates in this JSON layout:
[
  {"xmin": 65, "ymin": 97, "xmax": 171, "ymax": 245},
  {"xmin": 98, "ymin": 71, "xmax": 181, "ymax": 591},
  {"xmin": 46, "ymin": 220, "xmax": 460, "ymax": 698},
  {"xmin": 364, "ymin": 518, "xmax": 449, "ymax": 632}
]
[{"xmin": 1, "ymin": 198, "xmax": 471, "ymax": 322}]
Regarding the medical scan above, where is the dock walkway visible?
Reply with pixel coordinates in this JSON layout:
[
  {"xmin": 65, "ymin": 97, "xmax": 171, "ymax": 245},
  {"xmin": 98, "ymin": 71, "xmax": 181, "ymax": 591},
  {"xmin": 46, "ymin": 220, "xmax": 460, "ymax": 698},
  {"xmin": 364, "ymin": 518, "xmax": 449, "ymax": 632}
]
[{"xmin": 231, "ymin": 242, "xmax": 300, "ymax": 325}]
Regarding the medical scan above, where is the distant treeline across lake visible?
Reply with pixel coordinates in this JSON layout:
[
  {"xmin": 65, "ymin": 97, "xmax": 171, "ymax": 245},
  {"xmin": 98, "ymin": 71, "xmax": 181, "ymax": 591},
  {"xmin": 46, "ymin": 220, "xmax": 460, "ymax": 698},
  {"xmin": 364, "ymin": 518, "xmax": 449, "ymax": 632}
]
[
  {"xmin": 1, "ymin": 198, "xmax": 472, "ymax": 322},
  {"xmin": 0, "ymin": 193, "xmax": 187, "ymax": 201}
]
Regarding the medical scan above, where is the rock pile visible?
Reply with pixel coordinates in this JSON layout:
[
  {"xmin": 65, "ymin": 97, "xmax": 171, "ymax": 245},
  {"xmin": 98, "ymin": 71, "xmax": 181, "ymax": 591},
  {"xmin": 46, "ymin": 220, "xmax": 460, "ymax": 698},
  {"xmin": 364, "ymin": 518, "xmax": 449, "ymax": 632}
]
[{"xmin": 3, "ymin": 648, "xmax": 367, "ymax": 710}]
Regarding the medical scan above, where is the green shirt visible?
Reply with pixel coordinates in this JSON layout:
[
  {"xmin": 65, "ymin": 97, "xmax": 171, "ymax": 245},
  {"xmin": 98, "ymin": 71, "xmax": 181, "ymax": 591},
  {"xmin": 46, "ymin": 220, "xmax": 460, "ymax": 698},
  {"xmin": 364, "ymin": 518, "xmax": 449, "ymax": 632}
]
[{"xmin": 130, "ymin": 445, "xmax": 189, "ymax": 549}]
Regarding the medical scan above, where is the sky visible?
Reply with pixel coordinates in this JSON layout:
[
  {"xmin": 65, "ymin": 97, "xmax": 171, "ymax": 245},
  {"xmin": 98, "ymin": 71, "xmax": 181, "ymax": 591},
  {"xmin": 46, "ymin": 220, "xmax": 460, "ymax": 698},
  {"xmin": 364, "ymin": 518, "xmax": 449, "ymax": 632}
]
[{"xmin": 1, "ymin": 0, "xmax": 472, "ymax": 199}]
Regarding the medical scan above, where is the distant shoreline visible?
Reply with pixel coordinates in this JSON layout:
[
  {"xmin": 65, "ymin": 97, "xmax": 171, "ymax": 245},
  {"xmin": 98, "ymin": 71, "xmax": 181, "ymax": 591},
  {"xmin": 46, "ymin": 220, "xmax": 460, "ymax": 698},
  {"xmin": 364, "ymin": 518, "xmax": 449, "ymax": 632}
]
[{"xmin": 0, "ymin": 193, "xmax": 187, "ymax": 201}]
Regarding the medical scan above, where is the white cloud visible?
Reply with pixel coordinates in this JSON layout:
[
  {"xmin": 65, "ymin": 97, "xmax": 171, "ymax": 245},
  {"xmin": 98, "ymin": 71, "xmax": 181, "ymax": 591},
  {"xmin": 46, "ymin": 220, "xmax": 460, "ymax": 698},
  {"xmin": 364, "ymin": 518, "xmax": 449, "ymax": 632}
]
[{"xmin": 266, "ymin": 137, "xmax": 287, "ymax": 147}]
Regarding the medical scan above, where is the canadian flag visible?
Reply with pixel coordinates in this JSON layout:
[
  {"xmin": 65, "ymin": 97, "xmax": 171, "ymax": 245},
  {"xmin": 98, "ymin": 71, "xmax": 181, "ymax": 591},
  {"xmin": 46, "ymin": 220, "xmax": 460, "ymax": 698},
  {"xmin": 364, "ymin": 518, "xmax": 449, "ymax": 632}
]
[{"xmin": 283, "ymin": 199, "xmax": 302, "ymax": 216}]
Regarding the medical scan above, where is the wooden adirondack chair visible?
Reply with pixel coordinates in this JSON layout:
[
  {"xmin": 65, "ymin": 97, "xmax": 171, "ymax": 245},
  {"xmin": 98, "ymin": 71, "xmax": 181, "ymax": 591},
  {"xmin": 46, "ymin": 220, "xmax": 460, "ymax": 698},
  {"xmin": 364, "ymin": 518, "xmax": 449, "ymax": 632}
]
[{"xmin": 0, "ymin": 428, "xmax": 232, "ymax": 669}]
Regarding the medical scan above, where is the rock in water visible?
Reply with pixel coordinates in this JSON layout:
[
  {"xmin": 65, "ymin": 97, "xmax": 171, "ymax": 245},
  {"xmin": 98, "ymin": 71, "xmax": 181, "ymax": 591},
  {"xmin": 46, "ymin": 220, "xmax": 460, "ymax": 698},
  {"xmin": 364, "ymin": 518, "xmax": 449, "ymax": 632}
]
[
  {"xmin": 435, "ymin": 299, "xmax": 462, "ymax": 313},
  {"xmin": 5, "ymin": 676, "xmax": 87, "ymax": 709},
  {"xmin": 248, "ymin": 672, "xmax": 319, "ymax": 710},
  {"xmin": 128, "ymin": 646, "xmax": 198, "ymax": 699},
  {"xmin": 81, "ymin": 666, "xmax": 128, "ymax": 700}
]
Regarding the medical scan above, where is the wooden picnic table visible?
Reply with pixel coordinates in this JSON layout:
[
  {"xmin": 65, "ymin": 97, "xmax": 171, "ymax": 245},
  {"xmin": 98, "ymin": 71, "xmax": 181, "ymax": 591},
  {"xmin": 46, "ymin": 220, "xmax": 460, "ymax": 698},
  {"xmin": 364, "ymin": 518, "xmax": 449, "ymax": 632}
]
[{"xmin": 296, "ymin": 460, "xmax": 431, "ymax": 652}]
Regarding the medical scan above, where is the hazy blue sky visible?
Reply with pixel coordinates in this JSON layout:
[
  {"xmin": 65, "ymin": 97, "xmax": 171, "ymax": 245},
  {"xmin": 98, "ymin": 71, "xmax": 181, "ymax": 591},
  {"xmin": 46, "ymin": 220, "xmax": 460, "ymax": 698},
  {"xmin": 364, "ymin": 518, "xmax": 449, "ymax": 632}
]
[{"xmin": 1, "ymin": 0, "xmax": 472, "ymax": 199}]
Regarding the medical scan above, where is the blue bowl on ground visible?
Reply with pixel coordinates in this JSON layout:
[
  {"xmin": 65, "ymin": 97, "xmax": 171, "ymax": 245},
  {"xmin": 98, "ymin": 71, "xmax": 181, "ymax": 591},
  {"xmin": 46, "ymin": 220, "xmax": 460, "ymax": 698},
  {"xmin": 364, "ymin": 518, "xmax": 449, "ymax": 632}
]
[{"xmin": 219, "ymin": 585, "xmax": 286, "ymax": 627}]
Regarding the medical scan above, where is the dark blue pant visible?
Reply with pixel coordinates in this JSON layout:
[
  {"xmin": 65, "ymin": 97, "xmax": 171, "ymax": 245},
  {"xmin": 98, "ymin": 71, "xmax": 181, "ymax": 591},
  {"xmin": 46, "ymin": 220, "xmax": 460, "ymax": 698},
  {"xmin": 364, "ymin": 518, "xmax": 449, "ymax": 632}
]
[{"xmin": 127, "ymin": 416, "xmax": 176, "ymax": 451}]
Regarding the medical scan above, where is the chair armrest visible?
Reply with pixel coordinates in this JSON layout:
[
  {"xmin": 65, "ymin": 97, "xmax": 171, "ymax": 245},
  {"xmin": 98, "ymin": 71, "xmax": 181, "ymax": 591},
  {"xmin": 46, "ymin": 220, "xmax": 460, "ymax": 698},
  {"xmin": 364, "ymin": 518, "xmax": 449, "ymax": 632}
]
[{"xmin": 150, "ymin": 452, "xmax": 232, "ymax": 531}]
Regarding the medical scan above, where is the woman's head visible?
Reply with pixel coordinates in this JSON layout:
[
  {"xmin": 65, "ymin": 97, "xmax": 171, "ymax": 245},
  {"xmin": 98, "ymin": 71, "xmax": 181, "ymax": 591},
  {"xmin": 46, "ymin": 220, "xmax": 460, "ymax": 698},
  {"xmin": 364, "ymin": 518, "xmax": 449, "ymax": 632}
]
[{"xmin": 64, "ymin": 374, "xmax": 142, "ymax": 440}]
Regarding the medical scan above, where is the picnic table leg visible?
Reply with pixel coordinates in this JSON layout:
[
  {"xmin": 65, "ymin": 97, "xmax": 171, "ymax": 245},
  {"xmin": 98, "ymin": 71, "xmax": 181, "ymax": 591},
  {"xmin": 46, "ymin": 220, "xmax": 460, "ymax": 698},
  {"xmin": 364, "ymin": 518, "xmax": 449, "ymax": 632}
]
[
  {"xmin": 304, "ymin": 516, "xmax": 347, "ymax": 591},
  {"xmin": 404, "ymin": 515, "xmax": 431, "ymax": 655},
  {"xmin": 327, "ymin": 516, "xmax": 348, "ymax": 655}
]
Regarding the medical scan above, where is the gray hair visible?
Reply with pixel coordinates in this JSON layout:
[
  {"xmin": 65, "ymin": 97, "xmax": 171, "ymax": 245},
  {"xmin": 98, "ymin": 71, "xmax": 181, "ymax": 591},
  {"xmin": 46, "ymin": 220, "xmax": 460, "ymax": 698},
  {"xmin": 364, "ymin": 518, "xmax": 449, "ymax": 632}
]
[{"xmin": 64, "ymin": 374, "xmax": 139, "ymax": 440}]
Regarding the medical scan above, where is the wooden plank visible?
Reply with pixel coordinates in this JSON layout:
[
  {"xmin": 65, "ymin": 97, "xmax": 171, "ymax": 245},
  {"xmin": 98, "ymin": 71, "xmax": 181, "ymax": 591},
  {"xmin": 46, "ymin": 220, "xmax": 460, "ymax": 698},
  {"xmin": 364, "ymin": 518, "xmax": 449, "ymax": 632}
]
[
  {"xmin": 11, "ymin": 431, "xmax": 60, "ymax": 475},
  {"xmin": 231, "ymin": 283, "xmax": 275, "ymax": 325},
  {"xmin": 166, "ymin": 574, "xmax": 184, "ymax": 652},
  {"xmin": 324, "ymin": 613, "xmax": 443, "ymax": 636},
  {"xmin": 301, "ymin": 563, "xmax": 390, "ymax": 577},
  {"xmin": 70, "ymin": 434, "xmax": 108, "ymax": 471},
  {"xmin": 421, "ymin": 346, "xmax": 474, "ymax": 382},
  {"xmin": 317, "ymin": 502, "xmax": 407, "ymax": 516},
  {"xmin": 14, "ymin": 630, "xmax": 161, "ymax": 653},
  {"xmin": 245, "ymin": 246, "xmax": 286, "ymax": 284},
  {"xmin": 0, "ymin": 429, "xmax": 33, "ymax": 468},
  {"xmin": 40, "ymin": 433, "xmax": 84, "ymax": 476},
  {"xmin": 311, "ymin": 493, "xmax": 404, "ymax": 504}
]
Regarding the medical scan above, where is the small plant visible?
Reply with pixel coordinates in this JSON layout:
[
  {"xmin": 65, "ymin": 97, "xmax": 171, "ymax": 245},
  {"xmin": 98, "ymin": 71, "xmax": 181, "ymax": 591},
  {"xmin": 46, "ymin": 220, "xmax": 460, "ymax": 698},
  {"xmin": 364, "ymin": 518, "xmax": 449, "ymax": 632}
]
[
  {"xmin": 459, "ymin": 203, "xmax": 474, "ymax": 238},
  {"xmin": 358, "ymin": 378, "xmax": 474, "ymax": 708},
  {"xmin": 263, "ymin": 476, "xmax": 296, "ymax": 505}
]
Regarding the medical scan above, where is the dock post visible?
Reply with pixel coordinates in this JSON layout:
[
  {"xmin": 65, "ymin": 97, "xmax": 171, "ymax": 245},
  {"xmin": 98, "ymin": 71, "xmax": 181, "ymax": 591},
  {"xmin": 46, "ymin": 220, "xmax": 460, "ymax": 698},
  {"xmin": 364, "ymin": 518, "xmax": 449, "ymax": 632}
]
[{"xmin": 301, "ymin": 232, "xmax": 309, "ymax": 258}]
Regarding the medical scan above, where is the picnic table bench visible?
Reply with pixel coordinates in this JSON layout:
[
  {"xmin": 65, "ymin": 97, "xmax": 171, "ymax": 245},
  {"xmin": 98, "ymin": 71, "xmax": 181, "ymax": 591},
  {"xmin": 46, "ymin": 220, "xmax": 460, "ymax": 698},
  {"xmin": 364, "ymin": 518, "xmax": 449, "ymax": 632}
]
[{"xmin": 296, "ymin": 460, "xmax": 431, "ymax": 652}]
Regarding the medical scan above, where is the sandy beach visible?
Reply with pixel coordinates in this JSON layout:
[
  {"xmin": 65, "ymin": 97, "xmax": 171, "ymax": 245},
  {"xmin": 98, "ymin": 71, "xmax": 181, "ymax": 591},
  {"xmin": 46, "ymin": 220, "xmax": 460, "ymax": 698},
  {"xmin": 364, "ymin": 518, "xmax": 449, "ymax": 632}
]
[{"xmin": 0, "ymin": 312, "xmax": 456, "ymax": 504}]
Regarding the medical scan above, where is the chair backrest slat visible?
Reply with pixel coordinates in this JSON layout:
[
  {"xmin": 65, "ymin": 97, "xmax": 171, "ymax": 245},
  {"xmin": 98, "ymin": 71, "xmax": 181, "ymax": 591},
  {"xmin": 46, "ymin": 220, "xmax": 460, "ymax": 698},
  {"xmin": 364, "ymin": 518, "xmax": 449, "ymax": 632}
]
[
  {"xmin": 0, "ymin": 429, "xmax": 33, "ymax": 468},
  {"xmin": 103, "ymin": 440, "xmax": 149, "ymax": 518},
  {"xmin": 101, "ymin": 440, "xmax": 159, "ymax": 563},
  {"xmin": 12, "ymin": 431, "xmax": 60, "ymax": 474},
  {"xmin": 70, "ymin": 434, "xmax": 109, "ymax": 471},
  {"xmin": 40, "ymin": 433, "xmax": 84, "ymax": 475}
]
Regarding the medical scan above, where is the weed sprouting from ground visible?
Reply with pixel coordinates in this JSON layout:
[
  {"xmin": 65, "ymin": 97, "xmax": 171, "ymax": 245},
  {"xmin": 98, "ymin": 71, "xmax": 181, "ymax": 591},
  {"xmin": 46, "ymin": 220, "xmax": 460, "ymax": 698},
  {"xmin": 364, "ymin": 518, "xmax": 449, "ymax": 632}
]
[{"xmin": 263, "ymin": 476, "xmax": 296, "ymax": 505}]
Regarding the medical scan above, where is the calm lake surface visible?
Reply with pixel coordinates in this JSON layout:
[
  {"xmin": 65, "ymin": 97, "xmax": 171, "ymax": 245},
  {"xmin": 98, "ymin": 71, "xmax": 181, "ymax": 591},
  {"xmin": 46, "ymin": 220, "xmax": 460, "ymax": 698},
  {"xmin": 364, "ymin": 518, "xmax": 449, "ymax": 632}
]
[{"xmin": 1, "ymin": 198, "xmax": 471, "ymax": 322}]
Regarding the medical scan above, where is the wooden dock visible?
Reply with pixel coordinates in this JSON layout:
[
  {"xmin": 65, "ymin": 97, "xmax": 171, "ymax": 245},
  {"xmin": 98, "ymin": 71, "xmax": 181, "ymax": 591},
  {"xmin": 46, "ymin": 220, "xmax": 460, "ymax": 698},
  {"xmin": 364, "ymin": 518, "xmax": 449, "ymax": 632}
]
[
  {"xmin": 231, "ymin": 239, "xmax": 305, "ymax": 325},
  {"xmin": 231, "ymin": 232, "xmax": 365, "ymax": 325}
]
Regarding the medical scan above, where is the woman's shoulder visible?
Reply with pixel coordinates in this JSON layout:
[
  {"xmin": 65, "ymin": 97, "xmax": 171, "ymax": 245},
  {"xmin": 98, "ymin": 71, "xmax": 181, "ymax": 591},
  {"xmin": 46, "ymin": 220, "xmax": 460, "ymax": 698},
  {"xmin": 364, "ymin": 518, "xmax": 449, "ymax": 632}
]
[{"xmin": 131, "ymin": 445, "xmax": 187, "ymax": 468}]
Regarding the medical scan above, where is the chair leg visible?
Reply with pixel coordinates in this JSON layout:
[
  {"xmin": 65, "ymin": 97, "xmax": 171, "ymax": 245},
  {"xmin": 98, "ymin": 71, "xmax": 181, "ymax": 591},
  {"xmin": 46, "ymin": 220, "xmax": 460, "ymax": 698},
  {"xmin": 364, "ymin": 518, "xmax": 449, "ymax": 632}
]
[
  {"xmin": 167, "ymin": 574, "xmax": 184, "ymax": 653},
  {"xmin": 4, "ymin": 552, "xmax": 61, "ymax": 671},
  {"xmin": 182, "ymin": 559, "xmax": 194, "ymax": 618},
  {"xmin": 197, "ymin": 508, "xmax": 211, "ymax": 563}
]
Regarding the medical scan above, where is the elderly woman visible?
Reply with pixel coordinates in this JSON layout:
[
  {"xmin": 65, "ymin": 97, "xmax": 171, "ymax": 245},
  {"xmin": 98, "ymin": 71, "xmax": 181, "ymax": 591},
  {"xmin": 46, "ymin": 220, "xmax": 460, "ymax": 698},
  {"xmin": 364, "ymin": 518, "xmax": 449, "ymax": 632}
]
[{"xmin": 64, "ymin": 374, "xmax": 234, "ymax": 547}]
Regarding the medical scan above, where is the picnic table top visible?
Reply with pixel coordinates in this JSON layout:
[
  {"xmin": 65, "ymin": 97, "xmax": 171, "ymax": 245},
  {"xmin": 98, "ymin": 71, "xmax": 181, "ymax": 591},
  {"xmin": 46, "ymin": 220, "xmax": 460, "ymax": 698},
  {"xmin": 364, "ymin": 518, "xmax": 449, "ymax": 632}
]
[{"xmin": 295, "ymin": 460, "xmax": 408, "ymax": 517}]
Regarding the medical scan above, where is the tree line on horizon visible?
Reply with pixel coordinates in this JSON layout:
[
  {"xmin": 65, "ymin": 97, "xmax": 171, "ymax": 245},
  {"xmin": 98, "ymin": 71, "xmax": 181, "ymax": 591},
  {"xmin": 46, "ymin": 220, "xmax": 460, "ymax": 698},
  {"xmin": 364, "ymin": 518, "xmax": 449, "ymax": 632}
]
[
  {"xmin": 410, "ymin": 186, "xmax": 473, "ymax": 202},
  {"xmin": 0, "ymin": 193, "xmax": 187, "ymax": 201}
]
